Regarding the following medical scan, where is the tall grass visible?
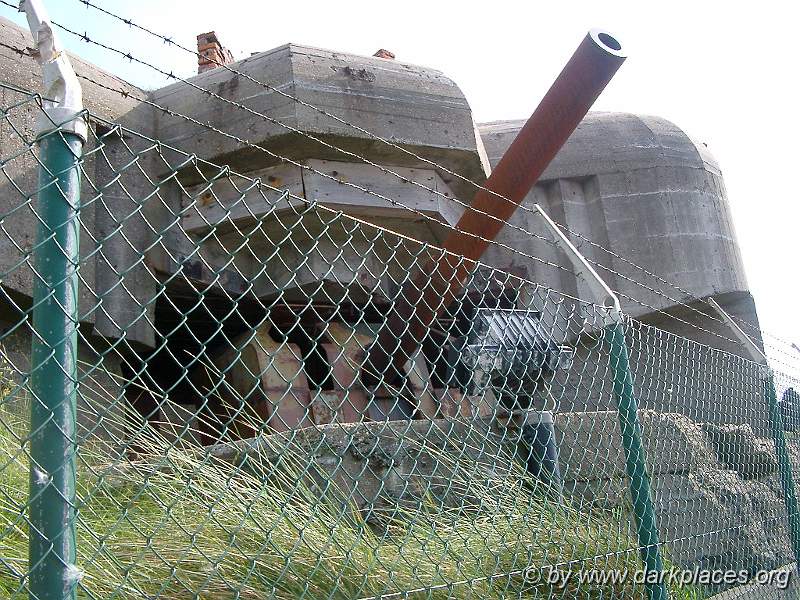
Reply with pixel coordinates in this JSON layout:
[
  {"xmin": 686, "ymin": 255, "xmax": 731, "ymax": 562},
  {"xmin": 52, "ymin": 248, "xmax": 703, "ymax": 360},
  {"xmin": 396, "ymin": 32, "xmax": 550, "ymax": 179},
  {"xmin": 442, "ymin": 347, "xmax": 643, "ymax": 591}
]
[{"xmin": 0, "ymin": 365, "xmax": 702, "ymax": 598}]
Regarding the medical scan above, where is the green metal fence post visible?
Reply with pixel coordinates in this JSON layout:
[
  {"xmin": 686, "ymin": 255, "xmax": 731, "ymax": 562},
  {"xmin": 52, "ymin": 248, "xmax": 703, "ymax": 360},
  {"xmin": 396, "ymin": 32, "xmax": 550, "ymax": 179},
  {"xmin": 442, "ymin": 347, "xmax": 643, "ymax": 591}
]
[
  {"xmin": 605, "ymin": 320, "xmax": 668, "ymax": 600},
  {"xmin": 28, "ymin": 131, "xmax": 83, "ymax": 600},
  {"xmin": 528, "ymin": 204, "xmax": 667, "ymax": 598},
  {"xmin": 765, "ymin": 371, "xmax": 800, "ymax": 567},
  {"xmin": 20, "ymin": 1, "xmax": 87, "ymax": 598},
  {"xmin": 708, "ymin": 298, "xmax": 800, "ymax": 572}
]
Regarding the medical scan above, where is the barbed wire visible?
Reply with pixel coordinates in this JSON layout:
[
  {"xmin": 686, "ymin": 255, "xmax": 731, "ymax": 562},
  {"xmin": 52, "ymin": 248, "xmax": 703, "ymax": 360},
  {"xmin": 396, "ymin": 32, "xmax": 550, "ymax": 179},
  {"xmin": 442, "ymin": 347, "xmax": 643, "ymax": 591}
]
[
  {"xmin": 0, "ymin": 93, "xmax": 771, "ymax": 371},
  {"xmin": 64, "ymin": 0, "xmax": 788, "ymax": 351},
  {"xmin": 84, "ymin": 72, "xmax": 771, "ymax": 356},
  {"xmin": 3, "ymin": 88, "xmax": 786, "ymax": 405},
  {"xmin": 0, "ymin": 3, "xmax": 793, "ymax": 366},
  {"xmin": 13, "ymin": 82, "xmax": 789, "ymax": 386}
]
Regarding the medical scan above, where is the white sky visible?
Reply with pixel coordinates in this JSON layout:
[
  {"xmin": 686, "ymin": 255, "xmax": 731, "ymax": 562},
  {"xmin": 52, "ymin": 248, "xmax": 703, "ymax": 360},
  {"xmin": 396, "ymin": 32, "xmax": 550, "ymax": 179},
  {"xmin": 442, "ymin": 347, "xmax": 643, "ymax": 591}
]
[{"xmin": 4, "ymin": 0, "xmax": 798, "ymax": 368}]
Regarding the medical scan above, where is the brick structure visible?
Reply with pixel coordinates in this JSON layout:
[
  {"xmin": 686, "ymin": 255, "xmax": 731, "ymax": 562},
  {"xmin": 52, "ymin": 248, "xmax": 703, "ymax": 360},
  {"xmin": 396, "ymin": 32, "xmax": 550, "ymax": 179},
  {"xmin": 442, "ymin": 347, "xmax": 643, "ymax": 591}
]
[{"xmin": 197, "ymin": 31, "xmax": 234, "ymax": 73}]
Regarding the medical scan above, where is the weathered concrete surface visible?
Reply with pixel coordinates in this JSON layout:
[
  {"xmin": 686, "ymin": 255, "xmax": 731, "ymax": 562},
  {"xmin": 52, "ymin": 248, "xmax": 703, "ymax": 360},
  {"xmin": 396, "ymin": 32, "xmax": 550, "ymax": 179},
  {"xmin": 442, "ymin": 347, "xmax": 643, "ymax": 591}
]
[
  {"xmin": 151, "ymin": 43, "xmax": 488, "ymax": 201},
  {"xmin": 478, "ymin": 114, "xmax": 760, "ymax": 350},
  {"xmin": 148, "ymin": 43, "xmax": 489, "ymax": 304},
  {"xmin": 541, "ymin": 318, "xmax": 772, "ymax": 436},
  {"xmin": 556, "ymin": 410, "xmax": 706, "ymax": 481},
  {"xmin": 471, "ymin": 115, "xmax": 768, "ymax": 436},
  {"xmin": 1, "ymin": 14, "xmax": 763, "ymax": 357},
  {"xmin": 560, "ymin": 409, "xmax": 795, "ymax": 576},
  {"xmin": 207, "ymin": 417, "xmax": 523, "ymax": 528},
  {"xmin": 0, "ymin": 16, "xmax": 157, "ymax": 348},
  {"xmin": 0, "ymin": 17, "xmax": 771, "ymax": 467},
  {"xmin": 703, "ymin": 422, "xmax": 778, "ymax": 479},
  {"xmin": 0, "ymin": 17, "xmax": 157, "ymax": 418},
  {"xmin": 204, "ymin": 409, "xmax": 798, "ymax": 587},
  {"xmin": 479, "ymin": 114, "xmax": 750, "ymax": 310}
]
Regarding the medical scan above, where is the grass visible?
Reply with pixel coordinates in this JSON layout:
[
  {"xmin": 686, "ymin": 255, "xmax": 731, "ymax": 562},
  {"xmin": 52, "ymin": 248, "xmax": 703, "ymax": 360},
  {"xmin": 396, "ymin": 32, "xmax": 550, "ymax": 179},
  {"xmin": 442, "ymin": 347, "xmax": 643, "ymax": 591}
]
[{"xmin": 0, "ymin": 366, "xmax": 705, "ymax": 599}]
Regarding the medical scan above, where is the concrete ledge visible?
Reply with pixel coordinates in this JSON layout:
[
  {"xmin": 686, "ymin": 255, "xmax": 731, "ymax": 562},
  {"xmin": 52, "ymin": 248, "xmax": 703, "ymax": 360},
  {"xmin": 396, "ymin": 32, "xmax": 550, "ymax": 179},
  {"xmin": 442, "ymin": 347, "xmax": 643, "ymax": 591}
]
[
  {"xmin": 207, "ymin": 417, "xmax": 522, "ymax": 526},
  {"xmin": 204, "ymin": 409, "xmax": 796, "ymax": 578},
  {"xmin": 555, "ymin": 410, "xmax": 710, "ymax": 481}
]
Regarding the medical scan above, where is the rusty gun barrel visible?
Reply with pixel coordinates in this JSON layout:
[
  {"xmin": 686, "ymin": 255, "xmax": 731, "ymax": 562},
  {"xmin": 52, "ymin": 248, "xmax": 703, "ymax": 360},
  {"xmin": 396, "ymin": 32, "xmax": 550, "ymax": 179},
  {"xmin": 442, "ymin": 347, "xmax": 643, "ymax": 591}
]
[{"xmin": 364, "ymin": 29, "xmax": 626, "ymax": 388}]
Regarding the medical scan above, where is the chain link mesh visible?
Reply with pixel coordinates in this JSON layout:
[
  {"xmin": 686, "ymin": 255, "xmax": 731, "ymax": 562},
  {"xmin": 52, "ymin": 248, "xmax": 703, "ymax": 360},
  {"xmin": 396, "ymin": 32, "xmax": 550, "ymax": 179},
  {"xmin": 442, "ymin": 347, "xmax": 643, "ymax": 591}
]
[{"xmin": 1, "ymin": 82, "xmax": 798, "ymax": 600}]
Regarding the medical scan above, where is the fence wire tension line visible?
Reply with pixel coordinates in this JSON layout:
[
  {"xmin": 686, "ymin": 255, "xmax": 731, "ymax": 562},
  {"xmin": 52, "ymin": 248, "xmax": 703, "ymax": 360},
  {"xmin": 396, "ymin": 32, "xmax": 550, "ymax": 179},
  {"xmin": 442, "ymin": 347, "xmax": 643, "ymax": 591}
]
[{"xmin": 1, "ymin": 1, "xmax": 799, "ymax": 599}]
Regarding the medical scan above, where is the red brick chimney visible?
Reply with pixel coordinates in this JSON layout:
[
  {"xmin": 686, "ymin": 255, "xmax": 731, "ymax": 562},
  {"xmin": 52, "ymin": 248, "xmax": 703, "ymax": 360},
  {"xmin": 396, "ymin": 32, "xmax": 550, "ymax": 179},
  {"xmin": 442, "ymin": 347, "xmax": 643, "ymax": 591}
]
[{"xmin": 197, "ymin": 32, "xmax": 234, "ymax": 74}]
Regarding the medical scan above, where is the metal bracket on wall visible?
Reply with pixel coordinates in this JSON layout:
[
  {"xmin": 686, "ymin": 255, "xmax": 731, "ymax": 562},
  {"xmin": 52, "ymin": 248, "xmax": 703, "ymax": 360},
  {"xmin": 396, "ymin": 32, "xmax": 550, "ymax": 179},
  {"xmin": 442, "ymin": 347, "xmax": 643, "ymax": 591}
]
[
  {"xmin": 530, "ymin": 203, "xmax": 621, "ymax": 323},
  {"xmin": 707, "ymin": 297, "xmax": 768, "ymax": 368}
]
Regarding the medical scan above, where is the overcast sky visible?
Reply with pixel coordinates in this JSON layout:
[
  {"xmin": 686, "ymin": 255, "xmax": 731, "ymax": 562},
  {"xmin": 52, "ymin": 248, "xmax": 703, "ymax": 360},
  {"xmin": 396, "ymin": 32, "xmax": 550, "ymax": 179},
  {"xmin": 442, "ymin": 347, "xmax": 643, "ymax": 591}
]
[{"xmin": 3, "ymin": 1, "xmax": 797, "ymax": 369}]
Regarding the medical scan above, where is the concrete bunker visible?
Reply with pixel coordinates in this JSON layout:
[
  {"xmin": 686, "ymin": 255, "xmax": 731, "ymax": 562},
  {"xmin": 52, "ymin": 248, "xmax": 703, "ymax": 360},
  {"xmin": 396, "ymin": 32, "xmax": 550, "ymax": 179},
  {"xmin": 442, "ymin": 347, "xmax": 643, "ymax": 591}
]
[{"xmin": 0, "ymin": 15, "xmax": 766, "ymax": 441}]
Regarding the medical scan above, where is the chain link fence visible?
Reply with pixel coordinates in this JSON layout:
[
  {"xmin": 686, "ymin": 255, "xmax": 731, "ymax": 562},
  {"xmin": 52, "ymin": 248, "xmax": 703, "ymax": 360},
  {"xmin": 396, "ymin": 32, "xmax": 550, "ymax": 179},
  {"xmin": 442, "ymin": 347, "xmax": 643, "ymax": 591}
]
[{"xmin": 1, "ymin": 76, "xmax": 799, "ymax": 600}]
